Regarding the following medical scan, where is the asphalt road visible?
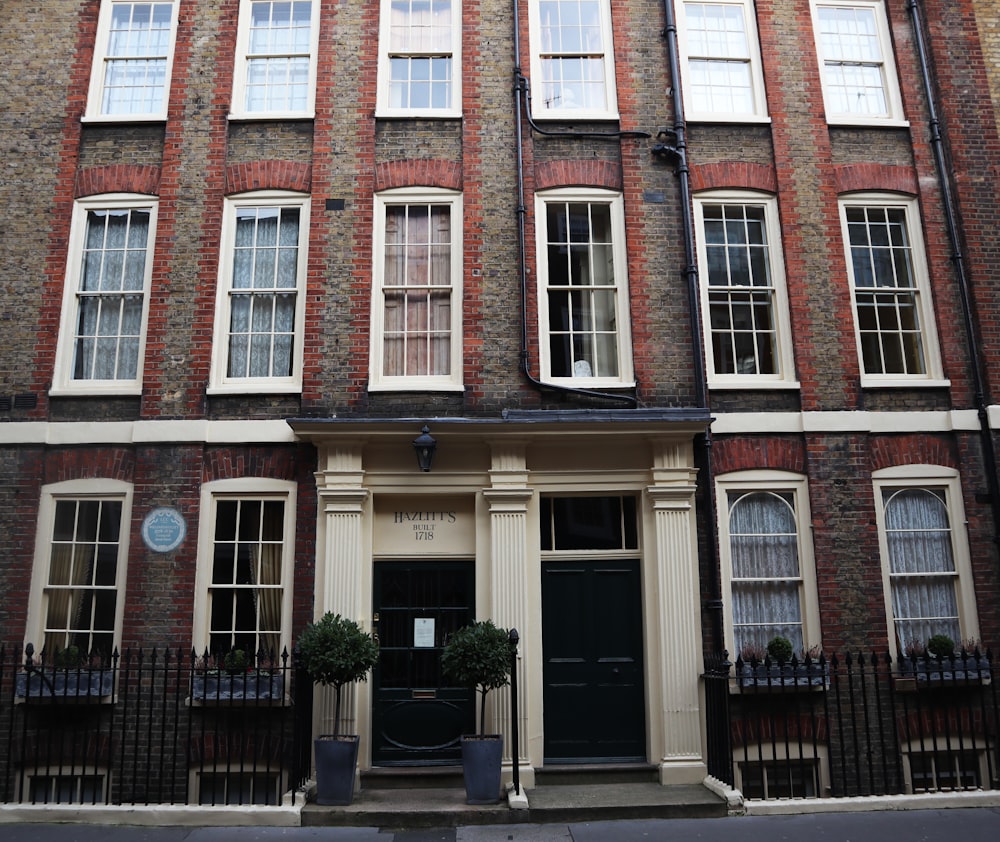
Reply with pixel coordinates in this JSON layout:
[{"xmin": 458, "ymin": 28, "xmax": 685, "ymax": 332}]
[{"xmin": 3, "ymin": 809, "xmax": 1000, "ymax": 842}]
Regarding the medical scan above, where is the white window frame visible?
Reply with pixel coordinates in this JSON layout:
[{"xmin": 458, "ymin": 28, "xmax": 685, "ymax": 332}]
[
  {"xmin": 376, "ymin": 0, "xmax": 462, "ymax": 118},
  {"xmin": 230, "ymin": 0, "xmax": 320, "ymax": 120},
  {"xmin": 528, "ymin": 0, "xmax": 620, "ymax": 121},
  {"xmin": 694, "ymin": 191, "xmax": 797, "ymax": 388},
  {"xmin": 23, "ymin": 766, "xmax": 111, "ymax": 805},
  {"xmin": 191, "ymin": 766, "xmax": 285, "ymax": 806},
  {"xmin": 810, "ymin": 0, "xmax": 906, "ymax": 126},
  {"xmin": 51, "ymin": 195, "xmax": 158, "ymax": 397},
  {"xmin": 192, "ymin": 478, "xmax": 297, "ymax": 660},
  {"xmin": 25, "ymin": 479, "xmax": 134, "ymax": 660},
  {"xmin": 535, "ymin": 188, "xmax": 634, "ymax": 387},
  {"xmin": 369, "ymin": 188, "xmax": 464, "ymax": 391},
  {"xmin": 838, "ymin": 194, "xmax": 945, "ymax": 387},
  {"xmin": 716, "ymin": 471, "xmax": 820, "ymax": 659},
  {"xmin": 209, "ymin": 192, "xmax": 310, "ymax": 395},
  {"xmin": 85, "ymin": 0, "xmax": 179, "ymax": 122},
  {"xmin": 873, "ymin": 465, "xmax": 979, "ymax": 659},
  {"xmin": 675, "ymin": 0, "xmax": 769, "ymax": 123}
]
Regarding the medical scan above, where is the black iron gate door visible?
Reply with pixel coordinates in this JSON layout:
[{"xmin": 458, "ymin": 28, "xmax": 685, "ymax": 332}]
[
  {"xmin": 371, "ymin": 560, "xmax": 475, "ymax": 765},
  {"xmin": 542, "ymin": 558, "xmax": 646, "ymax": 762}
]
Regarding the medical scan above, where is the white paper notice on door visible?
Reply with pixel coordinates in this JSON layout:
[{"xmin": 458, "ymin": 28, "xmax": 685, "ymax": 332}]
[{"xmin": 414, "ymin": 618, "xmax": 435, "ymax": 648}]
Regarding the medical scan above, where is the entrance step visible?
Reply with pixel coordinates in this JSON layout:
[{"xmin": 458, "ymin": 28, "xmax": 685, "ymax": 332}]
[
  {"xmin": 535, "ymin": 762, "xmax": 660, "ymax": 786},
  {"xmin": 361, "ymin": 765, "xmax": 464, "ymax": 790}
]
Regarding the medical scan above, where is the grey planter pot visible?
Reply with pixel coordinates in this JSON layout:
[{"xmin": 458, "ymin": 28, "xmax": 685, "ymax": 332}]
[
  {"xmin": 460, "ymin": 735, "xmax": 503, "ymax": 805},
  {"xmin": 314, "ymin": 735, "xmax": 360, "ymax": 806}
]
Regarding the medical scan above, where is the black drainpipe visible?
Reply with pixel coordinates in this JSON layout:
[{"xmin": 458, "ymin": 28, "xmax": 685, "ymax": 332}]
[
  {"xmin": 512, "ymin": 0, "xmax": 637, "ymax": 407},
  {"xmin": 907, "ymin": 0, "xmax": 1000, "ymax": 551},
  {"xmin": 658, "ymin": 0, "xmax": 724, "ymax": 655}
]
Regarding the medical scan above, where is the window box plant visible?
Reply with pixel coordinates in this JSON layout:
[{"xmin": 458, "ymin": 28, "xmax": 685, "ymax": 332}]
[
  {"xmin": 15, "ymin": 644, "xmax": 115, "ymax": 702},
  {"xmin": 735, "ymin": 637, "xmax": 828, "ymax": 691},
  {"xmin": 297, "ymin": 612, "xmax": 380, "ymax": 806},
  {"xmin": 441, "ymin": 619, "xmax": 512, "ymax": 805},
  {"xmin": 191, "ymin": 649, "xmax": 286, "ymax": 703},
  {"xmin": 896, "ymin": 635, "xmax": 991, "ymax": 688}
]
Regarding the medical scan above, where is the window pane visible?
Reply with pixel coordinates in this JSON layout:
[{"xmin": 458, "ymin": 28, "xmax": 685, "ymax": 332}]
[
  {"xmin": 44, "ymin": 498, "xmax": 123, "ymax": 659},
  {"xmin": 226, "ymin": 206, "xmax": 300, "ymax": 380},
  {"xmin": 380, "ymin": 202, "xmax": 453, "ymax": 377},
  {"xmin": 544, "ymin": 200, "xmax": 621, "ymax": 378},
  {"xmin": 884, "ymin": 487, "xmax": 961, "ymax": 649},
  {"xmin": 848, "ymin": 206, "xmax": 925, "ymax": 375},
  {"xmin": 728, "ymin": 490, "xmax": 803, "ymax": 654},
  {"xmin": 100, "ymin": 3, "xmax": 174, "ymax": 115},
  {"xmin": 73, "ymin": 208, "xmax": 150, "ymax": 381},
  {"xmin": 208, "ymin": 497, "xmax": 286, "ymax": 656}
]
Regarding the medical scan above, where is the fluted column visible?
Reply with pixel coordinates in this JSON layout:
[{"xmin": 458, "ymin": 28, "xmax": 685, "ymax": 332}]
[
  {"xmin": 647, "ymin": 438, "xmax": 706, "ymax": 783},
  {"xmin": 484, "ymin": 441, "xmax": 535, "ymax": 786},
  {"xmin": 314, "ymin": 442, "xmax": 369, "ymax": 737}
]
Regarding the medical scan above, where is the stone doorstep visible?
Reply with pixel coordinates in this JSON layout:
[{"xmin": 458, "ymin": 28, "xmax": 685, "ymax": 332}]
[{"xmin": 301, "ymin": 774, "xmax": 729, "ymax": 828}]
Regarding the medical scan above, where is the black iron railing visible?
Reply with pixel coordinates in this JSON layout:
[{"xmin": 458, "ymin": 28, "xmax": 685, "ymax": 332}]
[
  {"xmin": 705, "ymin": 650, "xmax": 999, "ymax": 799},
  {"xmin": 0, "ymin": 644, "xmax": 313, "ymax": 806}
]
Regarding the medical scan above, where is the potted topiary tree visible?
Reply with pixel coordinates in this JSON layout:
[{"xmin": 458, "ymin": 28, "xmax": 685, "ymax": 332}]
[
  {"xmin": 296, "ymin": 612, "xmax": 380, "ymax": 806},
  {"xmin": 441, "ymin": 619, "xmax": 512, "ymax": 805}
]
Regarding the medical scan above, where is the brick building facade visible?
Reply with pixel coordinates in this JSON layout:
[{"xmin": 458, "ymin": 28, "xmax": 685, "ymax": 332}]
[{"xmin": 1, "ymin": 0, "xmax": 998, "ymax": 804}]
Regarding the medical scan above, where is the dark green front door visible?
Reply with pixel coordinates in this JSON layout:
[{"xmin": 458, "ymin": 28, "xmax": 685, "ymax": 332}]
[
  {"xmin": 542, "ymin": 559, "xmax": 645, "ymax": 762},
  {"xmin": 371, "ymin": 561, "xmax": 475, "ymax": 765}
]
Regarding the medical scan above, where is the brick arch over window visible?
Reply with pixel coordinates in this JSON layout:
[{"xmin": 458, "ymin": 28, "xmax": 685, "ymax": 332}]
[
  {"xmin": 375, "ymin": 160, "xmax": 463, "ymax": 192},
  {"xmin": 225, "ymin": 161, "xmax": 312, "ymax": 195},
  {"xmin": 75, "ymin": 165, "xmax": 161, "ymax": 198},
  {"xmin": 869, "ymin": 435, "xmax": 958, "ymax": 473},
  {"xmin": 203, "ymin": 446, "xmax": 302, "ymax": 483},
  {"xmin": 534, "ymin": 160, "xmax": 622, "ymax": 191},
  {"xmin": 835, "ymin": 164, "xmax": 918, "ymax": 196},
  {"xmin": 44, "ymin": 448, "xmax": 136, "ymax": 485},
  {"xmin": 713, "ymin": 437, "xmax": 807, "ymax": 475},
  {"xmin": 689, "ymin": 162, "xmax": 777, "ymax": 194}
]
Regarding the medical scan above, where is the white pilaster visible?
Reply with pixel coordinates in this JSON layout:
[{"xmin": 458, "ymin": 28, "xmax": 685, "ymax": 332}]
[
  {"xmin": 485, "ymin": 441, "xmax": 535, "ymax": 787},
  {"xmin": 648, "ymin": 438, "xmax": 707, "ymax": 784},
  {"xmin": 314, "ymin": 442, "xmax": 369, "ymax": 739}
]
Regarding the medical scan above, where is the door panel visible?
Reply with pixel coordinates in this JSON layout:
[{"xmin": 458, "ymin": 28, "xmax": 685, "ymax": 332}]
[
  {"xmin": 372, "ymin": 561, "xmax": 474, "ymax": 765},
  {"xmin": 542, "ymin": 560, "xmax": 645, "ymax": 762}
]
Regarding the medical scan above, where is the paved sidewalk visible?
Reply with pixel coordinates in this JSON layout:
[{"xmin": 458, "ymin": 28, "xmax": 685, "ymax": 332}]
[{"xmin": 2, "ymin": 807, "xmax": 1000, "ymax": 842}]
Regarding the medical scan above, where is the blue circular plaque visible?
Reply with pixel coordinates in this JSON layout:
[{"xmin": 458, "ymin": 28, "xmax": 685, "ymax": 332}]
[{"xmin": 141, "ymin": 507, "xmax": 187, "ymax": 553}]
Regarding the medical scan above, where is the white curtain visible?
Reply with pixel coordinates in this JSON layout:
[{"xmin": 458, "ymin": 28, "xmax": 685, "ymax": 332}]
[
  {"xmin": 729, "ymin": 491, "xmax": 803, "ymax": 655},
  {"xmin": 885, "ymin": 488, "xmax": 960, "ymax": 650}
]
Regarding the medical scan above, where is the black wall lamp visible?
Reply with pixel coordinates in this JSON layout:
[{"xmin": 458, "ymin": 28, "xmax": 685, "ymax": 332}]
[{"xmin": 412, "ymin": 425, "xmax": 437, "ymax": 472}]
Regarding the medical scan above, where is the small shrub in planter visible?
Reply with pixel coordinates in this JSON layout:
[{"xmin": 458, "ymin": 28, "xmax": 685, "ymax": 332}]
[
  {"xmin": 191, "ymin": 649, "xmax": 285, "ymax": 702},
  {"xmin": 736, "ymin": 637, "xmax": 828, "ymax": 690},
  {"xmin": 297, "ymin": 613, "xmax": 380, "ymax": 806},
  {"xmin": 927, "ymin": 634, "xmax": 956, "ymax": 659},
  {"xmin": 899, "ymin": 634, "xmax": 989, "ymax": 685},
  {"xmin": 441, "ymin": 620, "xmax": 512, "ymax": 804},
  {"xmin": 16, "ymin": 644, "xmax": 115, "ymax": 701}
]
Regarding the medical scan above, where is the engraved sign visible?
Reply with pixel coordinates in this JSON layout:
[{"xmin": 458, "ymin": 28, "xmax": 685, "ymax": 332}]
[{"xmin": 373, "ymin": 496, "xmax": 475, "ymax": 555}]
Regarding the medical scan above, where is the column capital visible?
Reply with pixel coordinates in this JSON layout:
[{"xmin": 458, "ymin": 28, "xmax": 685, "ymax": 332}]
[{"xmin": 483, "ymin": 487, "xmax": 534, "ymax": 513}]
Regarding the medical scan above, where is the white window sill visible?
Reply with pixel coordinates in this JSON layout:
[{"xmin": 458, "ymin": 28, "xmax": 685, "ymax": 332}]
[
  {"xmin": 206, "ymin": 382, "xmax": 302, "ymax": 396},
  {"xmin": 709, "ymin": 379, "xmax": 801, "ymax": 390},
  {"xmin": 826, "ymin": 117, "xmax": 910, "ymax": 129},
  {"xmin": 687, "ymin": 114, "xmax": 771, "ymax": 125},
  {"xmin": 861, "ymin": 378, "xmax": 952, "ymax": 389},
  {"xmin": 49, "ymin": 384, "xmax": 143, "ymax": 397},
  {"xmin": 81, "ymin": 114, "xmax": 167, "ymax": 124},
  {"xmin": 368, "ymin": 382, "xmax": 465, "ymax": 393},
  {"xmin": 227, "ymin": 111, "xmax": 315, "ymax": 122},
  {"xmin": 541, "ymin": 378, "xmax": 637, "ymax": 390},
  {"xmin": 529, "ymin": 110, "xmax": 621, "ymax": 123},
  {"xmin": 374, "ymin": 109, "xmax": 462, "ymax": 120}
]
